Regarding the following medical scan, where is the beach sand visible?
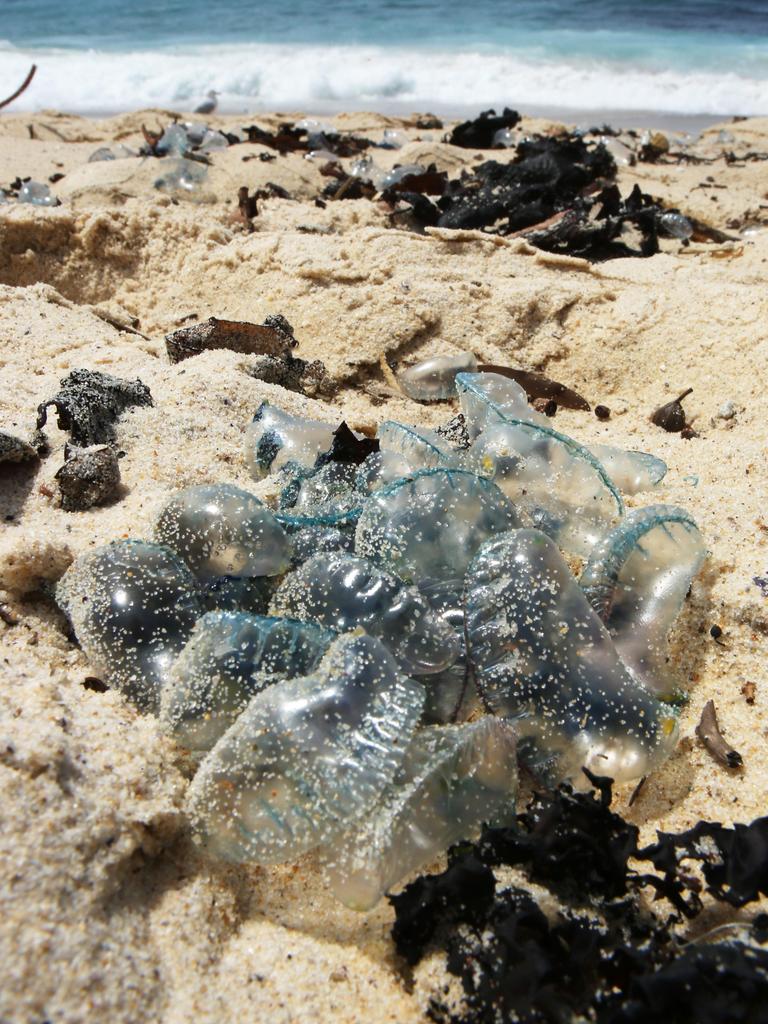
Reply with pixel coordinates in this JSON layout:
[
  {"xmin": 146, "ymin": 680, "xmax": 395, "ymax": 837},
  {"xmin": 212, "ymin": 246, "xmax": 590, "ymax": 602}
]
[{"xmin": 1, "ymin": 108, "xmax": 767, "ymax": 1023}]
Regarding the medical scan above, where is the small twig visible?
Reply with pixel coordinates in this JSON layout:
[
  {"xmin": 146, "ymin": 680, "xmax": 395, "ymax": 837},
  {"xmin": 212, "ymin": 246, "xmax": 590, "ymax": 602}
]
[
  {"xmin": 628, "ymin": 775, "xmax": 647, "ymax": 807},
  {"xmin": 696, "ymin": 700, "xmax": 743, "ymax": 768},
  {"xmin": 89, "ymin": 306, "xmax": 151, "ymax": 340},
  {"xmin": 0, "ymin": 64, "xmax": 37, "ymax": 111}
]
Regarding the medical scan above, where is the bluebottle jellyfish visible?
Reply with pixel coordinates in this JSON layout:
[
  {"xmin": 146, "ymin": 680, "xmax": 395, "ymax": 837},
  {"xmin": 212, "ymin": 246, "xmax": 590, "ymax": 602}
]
[
  {"xmin": 587, "ymin": 444, "xmax": 667, "ymax": 495},
  {"xmin": 277, "ymin": 460, "xmax": 364, "ymax": 524},
  {"xmin": 323, "ymin": 717, "xmax": 517, "ymax": 910},
  {"xmin": 398, "ymin": 351, "xmax": 478, "ymax": 401},
  {"xmin": 465, "ymin": 529, "xmax": 679, "ymax": 784},
  {"xmin": 52, "ymin": 371, "xmax": 705, "ymax": 909},
  {"xmin": 356, "ymin": 468, "xmax": 521, "ymax": 587},
  {"xmin": 244, "ymin": 402, "xmax": 337, "ymax": 480},
  {"xmin": 269, "ymin": 552, "xmax": 460, "ymax": 674},
  {"xmin": 416, "ymin": 578, "xmax": 479, "ymax": 725},
  {"xmin": 455, "ymin": 370, "xmax": 541, "ymax": 438},
  {"xmin": 455, "ymin": 372, "xmax": 623, "ymax": 556},
  {"xmin": 160, "ymin": 612, "xmax": 335, "ymax": 757},
  {"xmin": 471, "ymin": 419, "xmax": 622, "ymax": 557},
  {"xmin": 186, "ymin": 633, "xmax": 425, "ymax": 864},
  {"xmin": 56, "ymin": 540, "xmax": 202, "ymax": 712},
  {"xmin": 357, "ymin": 421, "xmax": 462, "ymax": 492},
  {"xmin": 285, "ymin": 523, "xmax": 355, "ymax": 567},
  {"xmin": 354, "ymin": 466, "xmax": 517, "ymax": 722},
  {"xmin": 580, "ymin": 505, "xmax": 706, "ymax": 699},
  {"xmin": 154, "ymin": 483, "xmax": 291, "ymax": 579},
  {"xmin": 199, "ymin": 574, "xmax": 276, "ymax": 616}
]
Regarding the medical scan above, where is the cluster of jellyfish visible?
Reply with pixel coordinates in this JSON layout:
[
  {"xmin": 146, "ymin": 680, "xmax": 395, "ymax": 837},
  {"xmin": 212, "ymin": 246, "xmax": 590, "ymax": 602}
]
[{"xmin": 57, "ymin": 356, "xmax": 706, "ymax": 911}]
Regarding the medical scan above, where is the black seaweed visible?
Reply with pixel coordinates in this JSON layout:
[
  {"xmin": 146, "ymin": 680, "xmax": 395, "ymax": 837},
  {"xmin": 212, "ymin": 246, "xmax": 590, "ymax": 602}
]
[
  {"xmin": 36, "ymin": 369, "xmax": 153, "ymax": 447},
  {"xmin": 314, "ymin": 423, "xmax": 380, "ymax": 467},
  {"xmin": 445, "ymin": 108, "xmax": 521, "ymax": 149},
  {"xmin": 390, "ymin": 852, "xmax": 496, "ymax": 966},
  {"xmin": 392, "ymin": 778, "xmax": 768, "ymax": 1024},
  {"xmin": 640, "ymin": 818, "xmax": 768, "ymax": 908},
  {"xmin": 322, "ymin": 175, "xmax": 377, "ymax": 201},
  {"xmin": 477, "ymin": 771, "xmax": 638, "ymax": 902},
  {"xmin": 368, "ymin": 121, "xmax": 700, "ymax": 260},
  {"xmin": 436, "ymin": 135, "xmax": 615, "ymax": 233},
  {"xmin": 241, "ymin": 122, "xmax": 373, "ymax": 157}
]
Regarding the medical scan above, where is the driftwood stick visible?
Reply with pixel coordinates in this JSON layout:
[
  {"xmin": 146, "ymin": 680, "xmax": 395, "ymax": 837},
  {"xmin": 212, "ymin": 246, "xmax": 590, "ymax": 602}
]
[{"xmin": 0, "ymin": 65, "xmax": 37, "ymax": 111}]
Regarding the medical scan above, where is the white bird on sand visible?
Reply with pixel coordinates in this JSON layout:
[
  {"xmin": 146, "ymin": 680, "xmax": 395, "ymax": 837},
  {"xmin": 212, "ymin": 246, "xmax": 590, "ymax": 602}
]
[{"xmin": 194, "ymin": 90, "xmax": 219, "ymax": 115}]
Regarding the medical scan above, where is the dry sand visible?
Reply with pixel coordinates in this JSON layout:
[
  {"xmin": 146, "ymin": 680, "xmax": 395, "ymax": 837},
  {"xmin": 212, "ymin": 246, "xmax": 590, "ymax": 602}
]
[{"xmin": 1, "ymin": 107, "xmax": 767, "ymax": 1023}]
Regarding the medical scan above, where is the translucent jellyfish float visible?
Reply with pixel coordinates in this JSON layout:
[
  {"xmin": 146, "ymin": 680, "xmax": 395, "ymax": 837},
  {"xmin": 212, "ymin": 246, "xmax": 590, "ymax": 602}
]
[
  {"xmin": 456, "ymin": 372, "xmax": 624, "ymax": 556},
  {"xmin": 160, "ymin": 612, "xmax": 335, "ymax": 757},
  {"xmin": 154, "ymin": 483, "xmax": 291, "ymax": 578},
  {"xmin": 269, "ymin": 551, "xmax": 460, "ymax": 675},
  {"xmin": 465, "ymin": 529, "xmax": 680, "ymax": 784},
  {"xmin": 56, "ymin": 363, "xmax": 706, "ymax": 908},
  {"xmin": 186, "ymin": 634, "xmax": 425, "ymax": 863},
  {"xmin": 398, "ymin": 351, "xmax": 478, "ymax": 401},
  {"xmin": 245, "ymin": 401, "xmax": 338, "ymax": 479},
  {"xmin": 57, "ymin": 540, "xmax": 202, "ymax": 712},
  {"xmin": 580, "ymin": 505, "xmax": 706, "ymax": 699},
  {"xmin": 323, "ymin": 717, "xmax": 518, "ymax": 910}
]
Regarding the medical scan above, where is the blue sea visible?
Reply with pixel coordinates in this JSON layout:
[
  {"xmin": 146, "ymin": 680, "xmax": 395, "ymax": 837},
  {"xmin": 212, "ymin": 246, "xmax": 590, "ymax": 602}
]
[{"xmin": 1, "ymin": 0, "xmax": 767, "ymax": 119}]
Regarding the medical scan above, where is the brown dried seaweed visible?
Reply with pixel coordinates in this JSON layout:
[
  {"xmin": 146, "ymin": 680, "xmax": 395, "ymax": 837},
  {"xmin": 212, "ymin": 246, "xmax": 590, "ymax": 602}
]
[
  {"xmin": 165, "ymin": 315, "xmax": 296, "ymax": 363},
  {"xmin": 477, "ymin": 364, "xmax": 591, "ymax": 410}
]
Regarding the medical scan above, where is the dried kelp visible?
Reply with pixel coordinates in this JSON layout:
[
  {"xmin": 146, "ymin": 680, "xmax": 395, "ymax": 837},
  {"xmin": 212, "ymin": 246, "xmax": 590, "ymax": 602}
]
[
  {"xmin": 383, "ymin": 166, "xmax": 448, "ymax": 196},
  {"xmin": 368, "ymin": 123, "xmax": 708, "ymax": 260},
  {"xmin": 245, "ymin": 352, "xmax": 335, "ymax": 400},
  {"xmin": 322, "ymin": 175, "xmax": 377, "ymax": 201},
  {"xmin": 37, "ymin": 369, "xmax": 153, "ymax": 447},
  {"xmin": 477, "ymin": 365, "xmax": 590, "ymax": 411},
  {"xmin": 437, "ymin": 135, "xmax": 616, "ymax": 232},
  {"xmin": 165, "ymin": 315, "xmax": 297, "ymax": 363},
  {"xmin": 241, "ymin": 122, "xmax": 373, "ymax": 157},
  {"xmin": 445, "ymin": 108, "xmax": 520, "ymax": 149}
]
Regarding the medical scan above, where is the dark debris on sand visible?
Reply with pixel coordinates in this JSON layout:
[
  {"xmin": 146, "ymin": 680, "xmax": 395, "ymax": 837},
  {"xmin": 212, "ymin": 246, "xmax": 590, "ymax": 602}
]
[
  {"xmin": 0, "ymin": 431, "xmax": 39, "ymax": 465},
  {"xmin": 37, "ymin": 369, "xmax": 153, "ymax": 447},
  {"xmin": 245, "ymin": 352, "xmax": 335, "ymax": 400},
  {"xmin": 391, "ymin": 775, "xmax": 768, "ymax": 1024},
  {"xmin": 445, "ymin": 107, "xmax": 520, "ymax": 149},
  {"xmin": 369, "ymin": 127, "xmax": 705, "ymax": 260},
  {"xmin": 56, "ymin": 444, "xmax": 121, "ymax": 512},
  {"xmin": 315, "ymin": 422, "xmax": 380, "ymax": 467},
  {"xmin": 477, "ymin": 365, "xmax": 590, "ymax": 411},
  {"xmin": 165, "ymin": 314, "xmax": 297, "ymax": 363},
  {"xmin": 166, "ymin": 314, "xmax": 335, "ymax": 399},
  {"xmin": 241, "ymin": 122, "xmax": 373, "ymax": 157}
]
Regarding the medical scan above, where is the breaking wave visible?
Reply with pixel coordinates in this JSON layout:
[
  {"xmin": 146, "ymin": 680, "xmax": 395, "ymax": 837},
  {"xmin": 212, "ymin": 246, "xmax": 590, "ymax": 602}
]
[{"xmin": 1, "ymin": 41, "xmax": 767, "ymax": 117}]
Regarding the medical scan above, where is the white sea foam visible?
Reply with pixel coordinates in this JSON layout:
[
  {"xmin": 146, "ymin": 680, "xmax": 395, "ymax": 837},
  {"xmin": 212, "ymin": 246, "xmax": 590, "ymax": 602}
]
[{"xmin": 0, "ymin": 41, "xmax": 766, "ymax": 117}]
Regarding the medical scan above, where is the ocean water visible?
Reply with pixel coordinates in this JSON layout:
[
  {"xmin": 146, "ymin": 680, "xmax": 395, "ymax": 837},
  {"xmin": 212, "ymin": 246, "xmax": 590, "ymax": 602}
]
[{"xmin": 1, "ymin": 0, "xmax": 767, "ymax": 119}]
